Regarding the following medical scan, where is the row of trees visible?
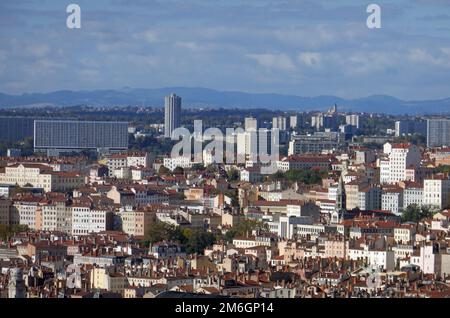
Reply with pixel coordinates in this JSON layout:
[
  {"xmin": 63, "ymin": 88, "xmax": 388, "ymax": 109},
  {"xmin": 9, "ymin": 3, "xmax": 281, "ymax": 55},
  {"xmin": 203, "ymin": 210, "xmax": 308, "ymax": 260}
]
[
  {"xmin": 144, "ymin": 218, "xmax": 268, "ymax": 253},
  {"xmin": 223, "ymin": 219, "xmax": 269, "ymax": 242},
  {"xmin": 0, "ymin": 225, "xmax": 29, "ymax": 241},
  {"xmin": 0, "ymin": 137, "xmax": 34, "ymax": 157},
  {"xmin": 129, "ymin": 135, "xmax": 175, "ymax": 158},
  {"xmin": 435, "ymin": 165, "xmax": 450, "ymax": 175},
  {"xmin": 401, "ymin": 204, "xmax": 434, "ymax": 223},
  {"xmin": 144, "ymin": 222, "xmax": 216, "ymax": 254},
  {"xmin": 269, "ymin": 169, "xmax": 328, "ymax": 185}
]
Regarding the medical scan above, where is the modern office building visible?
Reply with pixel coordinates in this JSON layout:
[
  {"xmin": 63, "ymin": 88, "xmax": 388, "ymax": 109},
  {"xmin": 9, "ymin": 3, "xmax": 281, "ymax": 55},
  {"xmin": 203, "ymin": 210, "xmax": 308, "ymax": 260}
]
[
  {"xmin": 288, "ymin": 132, "xmax": 344, "ymax": 155},
  {"xmin": 34, "ymin": 120, "xmax": 128, "ymax": 153},
  {"xmin": 427, "ymin": 119, "xmax": 450, "ymax": 148},
  {"xmin": 164, "ymin": 93, "xmax": 182, "ymax": 138},
  {"xmin": 0, "ymin": 117, "xmax": 34, "ymax": 142},
  {"xmin": 395, "ymin": 119, "xmax": 427, "ymax": 137}
]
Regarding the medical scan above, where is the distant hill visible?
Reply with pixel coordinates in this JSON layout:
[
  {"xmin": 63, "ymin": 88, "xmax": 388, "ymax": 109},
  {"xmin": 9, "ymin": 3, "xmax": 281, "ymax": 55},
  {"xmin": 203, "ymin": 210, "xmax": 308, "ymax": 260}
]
[{"xmin": 0, "ymin": 87, "xmax": 449, "ymax": 115}]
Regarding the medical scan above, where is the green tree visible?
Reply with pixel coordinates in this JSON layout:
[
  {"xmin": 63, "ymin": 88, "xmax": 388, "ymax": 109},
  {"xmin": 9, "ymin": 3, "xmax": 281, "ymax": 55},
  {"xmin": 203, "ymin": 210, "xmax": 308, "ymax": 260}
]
[
  {"xmin": 185, "ymin": 229, "xmax": 216, "ymax": 254},
  {"xmin": 402, "ymin": 204, "xmax": 433, "ymax": 223},
  {"xmin": 145, "ymin": 221, "xmax": 183, "ymax": 245},
  {"xmin": 173, "ymin": 166, "xmax": 185, "ymax": 175},
  {"xmin": 0, "ymin": 224, "xmax": 28, "ymax": 241},
  {"xmin": 191, "ymin": 163, "xmax": 205, "ymax": 171},
  {"xmin": 158, "ymin": 165, "xmax": 170, "ymax": 175},
  {"xmin": 206, "ymin": 165, "xmax": 218, "ymax": 173},
  {"xmin": 269, "ymin": 169, "xmax": 327, "ymax": 185},
  {"xmin": 0, "ymin": 224, "xmax": 9, "ymax": 241},
  {"xmin": 435, "ymin": 165, "xmax": 450, "ymax": 174},
  {"xmin": 227, "ymin": 169, "xmax": 240, "ymax": 182},
  {"xmin": 144, "ymin": 222, "xmax": 216, "ymax": 254},
  {"xmin": 223, "ymin": 219, "xmax": 269, "ymax": 242},
  {"xmin": 270, "ymin": 171, "xmax": 284, "ymax": 180}
]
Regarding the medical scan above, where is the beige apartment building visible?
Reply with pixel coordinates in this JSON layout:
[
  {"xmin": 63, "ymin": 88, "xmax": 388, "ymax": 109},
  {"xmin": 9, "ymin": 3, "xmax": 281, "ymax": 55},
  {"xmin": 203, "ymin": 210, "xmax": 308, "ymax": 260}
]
[
  {"xmin": 423, "ymin": 176, "xmax": 450, "ymax": 210},
  {"xmin": 0, "ymin": 164, "xmax": 84, "ymax": 192},
  {"xmin": 118, "ymin": 209, "xmax": 156, "ymax": 237},
  {"xmin": 39, "ymin": 200, "xmax": 73, "ymax": 234},
  {"xmin": 12, "ymin": 197, "xmax": 41, "ymax": 230},
  {"xmin": 90, "ymin": 267, "xmax": 126, "ymax": 296},
  {"xmin": 345, "ymin": 181, "xmax": 361, "ymax": 210},
  {"xmin": 324, "ymin": 236, "xmax": 349, "ymax": 259}
]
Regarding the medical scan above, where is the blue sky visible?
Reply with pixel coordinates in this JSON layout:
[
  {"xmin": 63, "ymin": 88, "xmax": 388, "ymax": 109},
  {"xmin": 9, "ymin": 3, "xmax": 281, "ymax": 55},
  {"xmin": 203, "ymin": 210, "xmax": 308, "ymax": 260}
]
[{"xmin": 0, "ymin": 0, "xmax": 450, "ymax": 100}]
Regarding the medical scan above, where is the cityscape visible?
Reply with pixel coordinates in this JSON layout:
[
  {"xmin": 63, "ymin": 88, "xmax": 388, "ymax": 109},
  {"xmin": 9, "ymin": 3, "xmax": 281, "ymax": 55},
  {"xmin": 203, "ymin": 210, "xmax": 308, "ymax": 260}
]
[{"xmin": 1, "ymin": 0, "xmax": 450, "ymax": 304}]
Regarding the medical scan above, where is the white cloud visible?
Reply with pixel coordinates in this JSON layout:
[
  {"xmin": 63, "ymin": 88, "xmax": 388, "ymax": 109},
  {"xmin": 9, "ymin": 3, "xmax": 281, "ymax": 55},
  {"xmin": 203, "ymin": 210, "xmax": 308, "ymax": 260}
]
[
  {"xmin": 34, "ymin": 59, "xmax": 66, "ymax": 73},
  {"xmin": 97, "ymin": 42, "xmax": 129, "ymax": 53},
  {"xmin": 298, "ymin": 52, "xmax": 322, "ymax": 67},
  {"xmin": 127, "ymin": 54, "xmax": 158, "ymax": 67},
  {"xmin": 140, "ymin": 30, "xmax": 160, "ymax": 44},
  {"xmin": 3, "ymin": 81, "xmax": 27, "ymax": 92},
  {"xmin": 27, "ymin": 44, "xmax": 50, "ymax": 58},
  {"xmin": 408, "ymin": 48, "xmax": 450, "ymax": 68},
  {"xmin": 246, "ymin": 53, "xmax": 296, "ymax": 71},
  {"xmin": 175, "ymin": 41, "xmax": 201, "ymax": 51},
  {"xmin": 77, "ymin": 69, "xmax": 100, "ymax": 82}
]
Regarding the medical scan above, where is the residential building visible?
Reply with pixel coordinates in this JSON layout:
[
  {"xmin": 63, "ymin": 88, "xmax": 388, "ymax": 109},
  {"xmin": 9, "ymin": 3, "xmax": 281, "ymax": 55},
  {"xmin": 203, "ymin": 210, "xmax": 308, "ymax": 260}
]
[
  {"xmin": 276, "ymin": 155, "xmax": 331, "ymax": 172},
  {"xmin": 117, "ymin": 209, "xmax": 156, "ymax": 237},
  {"xmin": 380, "ymin": 143, "xmax": 421, "ymax": 184},
  {"xmin": 402, "ymin": 182, "xmax": 424, "ymax": 208},
  {"xmin": 288, "ymin": 132, "xmax": 343, "ymax": 155},
  {"xmin": 107, "ymin": 152, "xmax": 152, "ymax": 176},
  {"xmin": 71, "ymin": 207, "xmax": 114, "ymax": 236},
  {"xmin": 381, "ymin": 187, "xmax": 404, "ymax": 215},
  {"xmin": 0, "ymin": 164, "xmax": 84, "ymax": 192},
  {"xmin": 423, "ymin": 176, "xmax": 450, "ymax": 209}
]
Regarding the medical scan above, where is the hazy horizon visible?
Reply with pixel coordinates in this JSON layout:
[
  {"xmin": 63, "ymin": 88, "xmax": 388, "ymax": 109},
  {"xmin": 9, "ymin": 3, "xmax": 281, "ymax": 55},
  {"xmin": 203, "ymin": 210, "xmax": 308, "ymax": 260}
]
[{"xmin": 2, "ymin": 86, "xmax": 450, "ymax": 103}]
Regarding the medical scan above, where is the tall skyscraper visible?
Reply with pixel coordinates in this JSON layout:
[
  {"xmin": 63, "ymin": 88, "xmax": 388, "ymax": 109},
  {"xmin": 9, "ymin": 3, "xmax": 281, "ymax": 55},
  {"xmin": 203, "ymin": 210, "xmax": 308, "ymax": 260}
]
[
  {"xmin": 272, "ymin": 116, "xmax": 287, "ymax": 131},
  {"xmin": 427, "ymin": 119, "xmax": 450, "ymax": 148},
  {"xmin": 311, "ymin": 105, "xmax": 339, "ymax": 131},
  {"xmin": 289, "ymin": 115, "xmax": 298, "ymax": 129},
  {"xmin": 244, "ymin": 117, "xmax": 258, "ymax": 131},
  {"xmin": 345, "ymin": 114, "xmax": 361, "ymax": 129},
  {"xmin": 164, "ymin": 93, "xmax": 182, "ymax": 138}
]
